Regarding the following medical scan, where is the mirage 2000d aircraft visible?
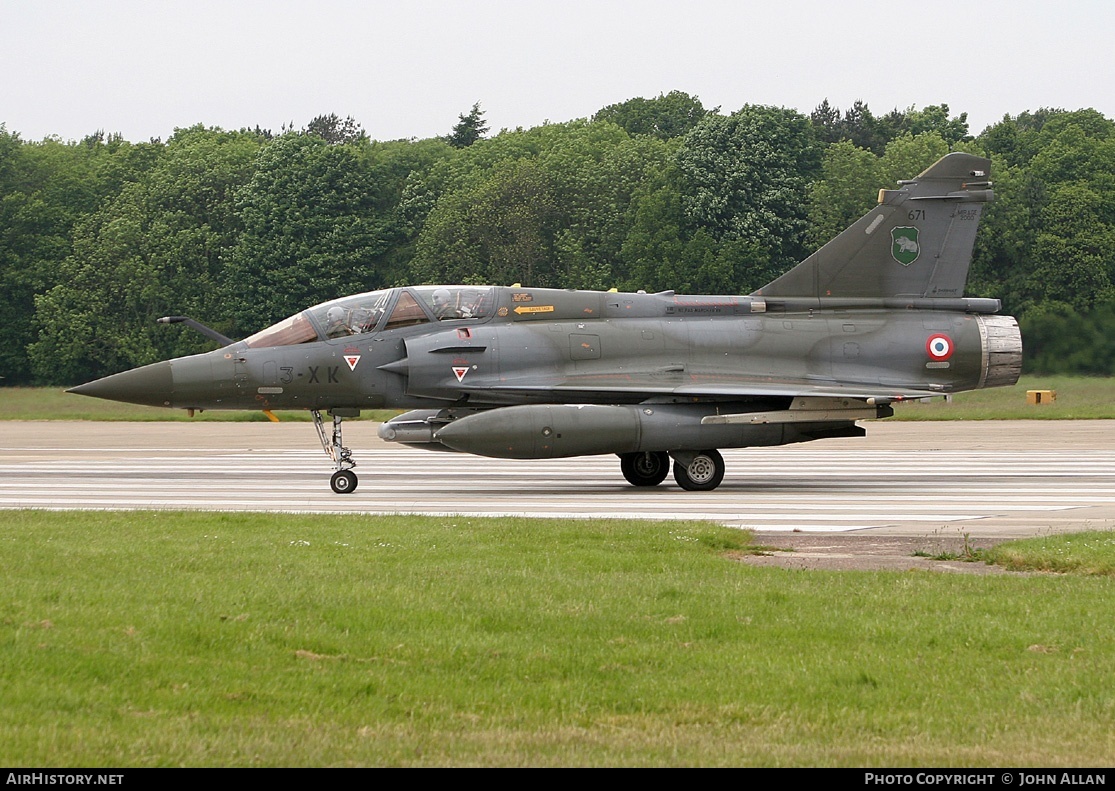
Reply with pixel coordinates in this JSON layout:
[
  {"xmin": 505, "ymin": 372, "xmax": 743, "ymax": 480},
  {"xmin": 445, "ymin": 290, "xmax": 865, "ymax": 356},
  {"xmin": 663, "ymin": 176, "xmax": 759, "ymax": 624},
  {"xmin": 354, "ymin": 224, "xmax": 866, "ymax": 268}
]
[{"xmin": 69, "ymin": 153, "xmax": 1022, "ymax": 493}]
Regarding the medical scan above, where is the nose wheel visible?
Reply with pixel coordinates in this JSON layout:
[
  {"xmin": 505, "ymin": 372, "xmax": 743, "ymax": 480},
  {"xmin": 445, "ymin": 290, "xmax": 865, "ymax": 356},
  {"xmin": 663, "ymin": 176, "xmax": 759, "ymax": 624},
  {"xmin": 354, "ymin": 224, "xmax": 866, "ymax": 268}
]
[
  {"xmin": 330, "ymin": 469, "xmax": 358, "ymax": 494},
  {"xmin": 313, "ymin": 409, "xmax": 359, "ymax": 494}
]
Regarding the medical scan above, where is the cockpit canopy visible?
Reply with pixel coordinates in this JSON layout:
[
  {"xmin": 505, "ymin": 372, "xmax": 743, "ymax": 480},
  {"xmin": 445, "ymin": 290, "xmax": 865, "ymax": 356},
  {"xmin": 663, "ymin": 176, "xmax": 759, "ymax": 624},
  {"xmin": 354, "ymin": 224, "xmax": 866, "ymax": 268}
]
[{"xmin": 242, "ymin": 286, "xmax": 494, "ymax": 349}]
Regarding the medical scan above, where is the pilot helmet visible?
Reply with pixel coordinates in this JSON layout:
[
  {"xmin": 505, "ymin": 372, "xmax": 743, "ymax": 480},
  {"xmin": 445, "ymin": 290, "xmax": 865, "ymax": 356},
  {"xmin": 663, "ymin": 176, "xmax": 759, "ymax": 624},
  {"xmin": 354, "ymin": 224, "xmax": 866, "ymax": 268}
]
[{"xmin": 433, "ymin": 288, "xmax": 452, "ymax": 307}]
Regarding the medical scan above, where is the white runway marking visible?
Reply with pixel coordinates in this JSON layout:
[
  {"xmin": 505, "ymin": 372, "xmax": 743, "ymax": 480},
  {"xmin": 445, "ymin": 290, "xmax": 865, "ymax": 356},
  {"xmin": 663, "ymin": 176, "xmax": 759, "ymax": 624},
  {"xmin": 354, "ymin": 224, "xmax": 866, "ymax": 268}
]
[{"xmin": 3, "ymin": 444, "xmax": 1115, "ymax": 535}]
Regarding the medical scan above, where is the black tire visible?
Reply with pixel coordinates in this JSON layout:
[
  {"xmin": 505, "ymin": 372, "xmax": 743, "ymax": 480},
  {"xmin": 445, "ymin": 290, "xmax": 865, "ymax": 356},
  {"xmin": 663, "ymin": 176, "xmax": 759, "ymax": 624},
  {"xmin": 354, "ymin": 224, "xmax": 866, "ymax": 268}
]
[
  {"xmin": 672, "ymin": 449, "xmax": 725, "ymax": 491},
  {"xmin": 330, "ymin": 469, "xmax": 358, "ymax": 494},
  {"xmin": 619, "ymin": 451, "xmax": 670, "ymax": 487}
]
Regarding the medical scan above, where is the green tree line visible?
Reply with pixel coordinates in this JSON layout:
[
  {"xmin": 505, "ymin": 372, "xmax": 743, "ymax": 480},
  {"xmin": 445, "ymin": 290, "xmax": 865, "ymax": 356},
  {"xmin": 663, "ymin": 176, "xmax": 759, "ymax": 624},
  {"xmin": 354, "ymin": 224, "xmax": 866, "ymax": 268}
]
[{"xmin": 2, "ymin": 96, "xmax": 1113, "ymax": 385}]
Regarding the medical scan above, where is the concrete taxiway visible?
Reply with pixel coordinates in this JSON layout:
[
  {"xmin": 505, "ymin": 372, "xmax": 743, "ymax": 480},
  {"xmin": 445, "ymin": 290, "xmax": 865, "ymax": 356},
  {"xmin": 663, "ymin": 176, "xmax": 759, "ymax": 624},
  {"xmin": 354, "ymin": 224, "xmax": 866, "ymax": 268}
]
[{"xmin": 2, "ymin": 420, "xmax": 1114, "ymax": 543}]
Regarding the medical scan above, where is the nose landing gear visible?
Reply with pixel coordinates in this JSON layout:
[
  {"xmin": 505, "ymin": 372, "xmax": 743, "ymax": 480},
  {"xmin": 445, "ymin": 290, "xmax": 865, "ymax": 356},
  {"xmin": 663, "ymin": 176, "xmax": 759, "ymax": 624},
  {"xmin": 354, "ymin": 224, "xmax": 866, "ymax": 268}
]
[
  {"xmin": 330, "ymin": 468, "xmax": 357, "ymax": 494},
  {"xmin": 312, "ymin": 409, "xmax": 360, "ymax": 494}
]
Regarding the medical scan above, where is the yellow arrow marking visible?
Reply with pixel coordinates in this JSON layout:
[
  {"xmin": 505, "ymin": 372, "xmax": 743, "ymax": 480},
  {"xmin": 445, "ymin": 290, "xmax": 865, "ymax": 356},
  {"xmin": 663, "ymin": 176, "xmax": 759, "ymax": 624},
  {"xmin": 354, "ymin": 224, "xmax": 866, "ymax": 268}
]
[{"xmin": 513, "ymin": 305, "xmax": 555, "ymax": 315}]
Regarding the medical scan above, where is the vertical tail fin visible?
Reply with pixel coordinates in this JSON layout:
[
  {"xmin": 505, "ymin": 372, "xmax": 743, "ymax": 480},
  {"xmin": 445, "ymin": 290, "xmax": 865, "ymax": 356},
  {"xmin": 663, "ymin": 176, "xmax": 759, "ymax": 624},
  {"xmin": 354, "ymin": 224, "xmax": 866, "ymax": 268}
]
[{"xmin": 755, "ymin": 152, "xmax": 993, "ymax": 299}]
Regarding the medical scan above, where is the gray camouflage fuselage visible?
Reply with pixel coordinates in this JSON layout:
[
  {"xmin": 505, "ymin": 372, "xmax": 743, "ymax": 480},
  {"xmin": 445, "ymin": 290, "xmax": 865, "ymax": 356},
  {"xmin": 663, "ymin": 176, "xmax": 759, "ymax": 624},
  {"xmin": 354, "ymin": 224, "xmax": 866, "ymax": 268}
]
[{"xmin": 70, "ymin": 153, "xmax": 1023, "ymax": 492}]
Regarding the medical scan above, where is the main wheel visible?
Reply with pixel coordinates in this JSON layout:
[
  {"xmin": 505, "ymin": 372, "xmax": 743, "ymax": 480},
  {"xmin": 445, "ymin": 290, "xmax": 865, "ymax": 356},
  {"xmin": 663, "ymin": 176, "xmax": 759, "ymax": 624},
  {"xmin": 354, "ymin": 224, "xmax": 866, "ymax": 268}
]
[
  {"xmin": 330, "ymin": 469, "xmax": 358, "ymax": 494},
  {"xmin": 672, "ymin": 449, "xmax": 725, "ymax": 491},
  {"xmin": 619, "ymin": 451, "xmax": 670, "ymax": 487}
]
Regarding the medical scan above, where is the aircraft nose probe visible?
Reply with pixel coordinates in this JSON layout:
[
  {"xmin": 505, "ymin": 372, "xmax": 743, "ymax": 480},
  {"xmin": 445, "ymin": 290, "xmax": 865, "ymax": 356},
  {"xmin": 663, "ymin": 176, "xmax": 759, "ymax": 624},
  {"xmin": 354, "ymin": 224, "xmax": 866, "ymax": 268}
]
[
  {"xmin": 156, "ymin": 316, "xmax": 233, "ymax": 347},
  {"xmin": 67, "ymin": 314, "xmax": 234, "ymax": 408}
]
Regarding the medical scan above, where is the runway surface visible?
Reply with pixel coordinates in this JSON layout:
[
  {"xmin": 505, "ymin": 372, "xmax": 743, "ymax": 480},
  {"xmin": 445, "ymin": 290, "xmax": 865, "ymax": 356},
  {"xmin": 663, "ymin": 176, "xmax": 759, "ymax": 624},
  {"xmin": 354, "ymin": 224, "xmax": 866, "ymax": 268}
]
[{"xmin": 2, "ymin": 420, "xmax": 1114, "ymax": 538}]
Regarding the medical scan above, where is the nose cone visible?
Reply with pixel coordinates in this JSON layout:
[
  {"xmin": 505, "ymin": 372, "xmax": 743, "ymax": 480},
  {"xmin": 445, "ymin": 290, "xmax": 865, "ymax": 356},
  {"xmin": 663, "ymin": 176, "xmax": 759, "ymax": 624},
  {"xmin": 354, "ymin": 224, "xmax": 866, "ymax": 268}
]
[{"xmin": 67, "ymin": 360, "xmax": 175, "ymax": 408}]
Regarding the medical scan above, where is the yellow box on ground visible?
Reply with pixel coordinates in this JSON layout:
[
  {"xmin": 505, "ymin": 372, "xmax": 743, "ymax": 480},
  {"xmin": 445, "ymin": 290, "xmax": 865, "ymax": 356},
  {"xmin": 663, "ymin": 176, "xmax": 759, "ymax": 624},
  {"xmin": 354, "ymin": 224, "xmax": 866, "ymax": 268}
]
[{"xmin": 1027, "ymin": 389, "xmax": 1056, "ymax": 404}]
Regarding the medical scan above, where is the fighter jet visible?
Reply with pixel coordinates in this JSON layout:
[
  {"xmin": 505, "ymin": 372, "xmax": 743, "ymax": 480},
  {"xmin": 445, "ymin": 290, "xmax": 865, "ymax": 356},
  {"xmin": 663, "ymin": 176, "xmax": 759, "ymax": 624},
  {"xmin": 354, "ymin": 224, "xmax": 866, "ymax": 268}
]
[{"xmin": 69, "ymin": 152, "xmax": 1022, "ymax": 493}]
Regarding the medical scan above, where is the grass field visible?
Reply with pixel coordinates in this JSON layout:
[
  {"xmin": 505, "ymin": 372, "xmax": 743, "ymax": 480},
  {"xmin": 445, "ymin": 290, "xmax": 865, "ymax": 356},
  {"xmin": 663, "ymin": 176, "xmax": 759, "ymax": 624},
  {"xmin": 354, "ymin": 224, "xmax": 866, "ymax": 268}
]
[
  {"xmin": 2, "ymin": 375, "xmax": 1114, "ymax": 421},
  {"xmin": 0, "ymin": 386, "xmax": 397, "ymax": 422},
  {"xmin": 2, "ymin": 510, "xmax": 1115, "ymax": 768},
  {"xmin": 889, "ymin": 375, "xmax": 1115, "ymax": 420}
]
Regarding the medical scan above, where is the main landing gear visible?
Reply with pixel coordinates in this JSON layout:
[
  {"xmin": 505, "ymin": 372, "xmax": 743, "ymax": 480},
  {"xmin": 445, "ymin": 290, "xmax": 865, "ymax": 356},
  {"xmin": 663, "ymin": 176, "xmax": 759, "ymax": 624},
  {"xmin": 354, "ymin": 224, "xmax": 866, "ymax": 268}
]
[
  {"xmin": 617, "ymin": 449, "xmax": 726, "ymax": 491},
  {"xmin": 619, "ymin": 451, "xmax": 670, "ymax": 486},
  {"xmin": 671, "ymin": 449, "xmax": 725, "ymax": 491},
  {"xmin": 312, "ymin": 409, "xmax": 359, "ymax": 494}
]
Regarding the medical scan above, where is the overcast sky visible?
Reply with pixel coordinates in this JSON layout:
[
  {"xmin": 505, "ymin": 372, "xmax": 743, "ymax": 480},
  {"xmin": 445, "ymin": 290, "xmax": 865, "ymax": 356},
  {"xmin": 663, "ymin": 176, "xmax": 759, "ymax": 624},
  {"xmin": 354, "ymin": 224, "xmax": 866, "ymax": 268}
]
[{"xmin": 2, "ymin": 0, "xmax": 1112, "ymax": 144}]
